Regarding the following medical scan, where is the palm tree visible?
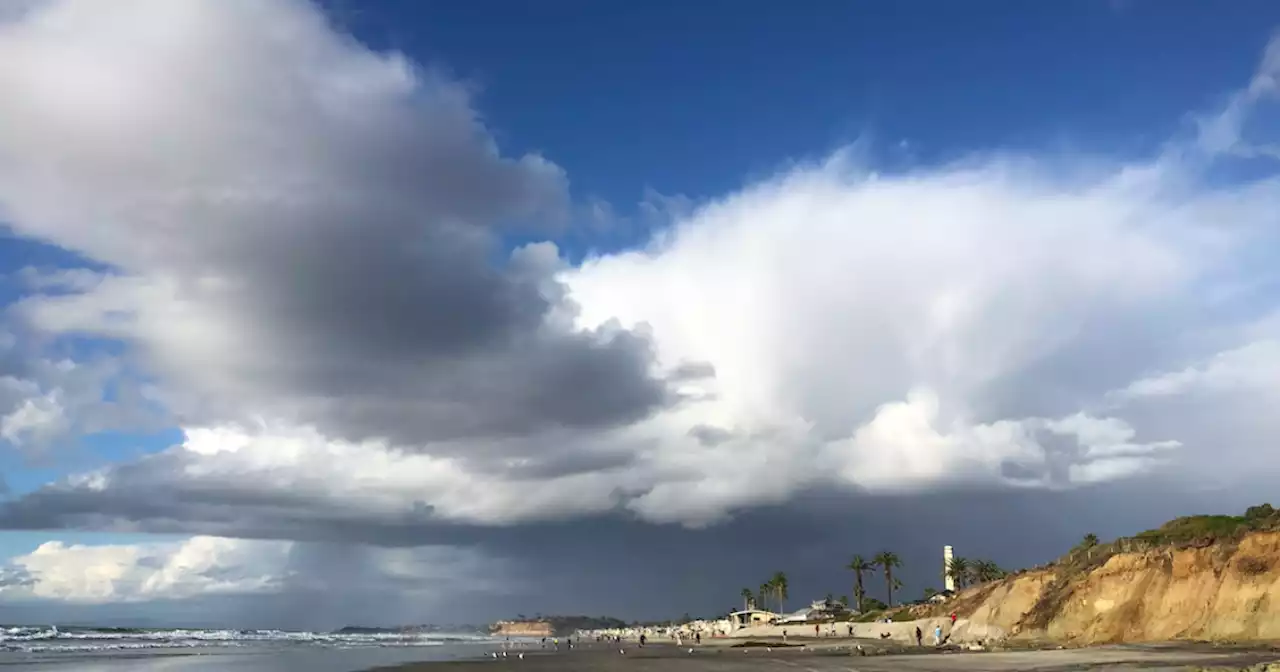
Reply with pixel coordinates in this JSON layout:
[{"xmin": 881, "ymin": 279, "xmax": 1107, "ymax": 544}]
[
  {"xmin": 874, "ymin": 551, "xmax": 902, "ymax": 606},
  {"xmin": 771, "ymin": 571, "xmax": 789, "ymax": 614},
  {"xmin": 1075, "ymin": 533, "xmax": 1102, "ymax": 560},
  {"xmin": 847, "ymin": 554, "xmax": 874, "ymax": 613},
  {"xmin": 973, "ymin": 559, "xmax": 1004, "ymax": 584},
  {"xmin": 947, "ymin": 556, "xmax": 970, "ymax": 589},
  {"xmin": 741, "ymin": 587, "xmax": 755, "ymax": 611},
  {"xmin": 759, "ymin": 582, "xmax": 772, "ymax": 612}
]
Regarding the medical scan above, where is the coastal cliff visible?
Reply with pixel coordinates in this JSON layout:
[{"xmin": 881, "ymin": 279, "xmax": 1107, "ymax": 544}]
[
  {"xmin": 490, "ymin": 620, "xmax": 554, "ymax": 637},
  {"xmin": 490, "ymin": 616, "xmax": 629, "ymax": 638},
  {"xmin": 952, "ymin": 519, "xmax": 1280, "ymax": 644}
]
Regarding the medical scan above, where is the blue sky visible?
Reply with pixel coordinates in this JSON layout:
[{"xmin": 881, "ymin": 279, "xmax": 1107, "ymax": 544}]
[
  {"xmin": 0, "ymin": 0, "xmax": 1279, "ymax": 627},
  {"xmin": 332, "ymin": 0, "xmax": 1280, "ymax": 204}
]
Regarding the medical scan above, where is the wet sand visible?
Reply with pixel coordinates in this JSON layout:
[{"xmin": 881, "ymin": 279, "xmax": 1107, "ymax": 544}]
[{"xmin": 369, "ymin": 641, "xmax": 1280, "ymax": 672}]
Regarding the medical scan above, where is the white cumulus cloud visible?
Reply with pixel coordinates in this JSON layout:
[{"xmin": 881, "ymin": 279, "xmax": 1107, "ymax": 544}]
[
  {"xmin": 0, "ymin": 534, "xmax": 516, "ymax": 611},
  {"xmin": 1, "ymin": 536, "xmax": 289, "ymax": 603},
  {"xmin": 0, "ymin": 0, "xmax": 1277, "ymax": 540}
]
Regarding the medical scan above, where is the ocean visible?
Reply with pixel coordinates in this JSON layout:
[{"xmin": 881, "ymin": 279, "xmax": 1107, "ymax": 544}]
[{"xmin": 0, "ymin": 625, "xmax": 506, "ymax": 671}]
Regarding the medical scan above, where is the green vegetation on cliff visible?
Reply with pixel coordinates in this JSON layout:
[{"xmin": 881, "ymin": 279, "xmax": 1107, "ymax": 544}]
[
  {"xmin": 1055, "ymin": 503, "xmax": 1280, "ymax": 570},
  {"xmin": 1131, "ymin": 504, "xmax": 1280, "ymax": 545}
]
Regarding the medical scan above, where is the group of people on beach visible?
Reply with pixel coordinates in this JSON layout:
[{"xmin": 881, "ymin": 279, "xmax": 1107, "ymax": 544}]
[
  {"xmin": 914, "ymin": 625, "xmax": 944, "ymax": 646},
  {"xmin": 633, "ymin": 631, "xmax": 700, "ymax": 647},
  {"xmin": 539, "ymin": 636, "xmax": 577, "ymax": 651},
  {"xmin": 806, "ymin": 622, "xmax": 854, "ymax": 637},
  {"xmin": 910, "ymin": 612, "xmax": 956, "ymax": 647}
]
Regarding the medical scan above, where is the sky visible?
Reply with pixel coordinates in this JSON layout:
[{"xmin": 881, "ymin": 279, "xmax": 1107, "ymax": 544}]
[{"xmin": 0, "ymin": 0, "xmax": 1279, "ymax": 630}]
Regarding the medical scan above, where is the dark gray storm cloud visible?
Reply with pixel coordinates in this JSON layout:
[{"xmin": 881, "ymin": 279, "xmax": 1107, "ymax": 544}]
[
  {"xmin": 1, "ymin": 448, "xmax": 1275, "ymax": 627},
  {"xmin": 0, "ymin": 0, "xmax": 1279, "ymax": 629},
  {"xmin": 0, "ymin": 0, "xmax": 677, "ymax": 451},
  {"xmin": 469, "ymin": 479, "xmax": 1279, "ymax": 622}
]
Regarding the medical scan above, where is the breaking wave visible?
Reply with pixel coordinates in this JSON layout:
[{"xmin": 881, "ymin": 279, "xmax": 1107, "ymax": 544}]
[{"xmin": 0, "ymin": 625, "xmax": 493, "ymax": 654}]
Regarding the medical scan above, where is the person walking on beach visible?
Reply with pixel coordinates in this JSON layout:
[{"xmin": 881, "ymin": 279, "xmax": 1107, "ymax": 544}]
[
  {"xmin": 695, "ymin": 632, "xmax": 701, "ymax": 645},
  {"xmin": 639, "ymin": 634, "xmax": 646, "ymax": 647},
  {"xmin": 914, "ymin": 626, "xmax": 922, "ymax": 646},
  {"xmin": 782, "ymin": 629, "xmax": 787, "ymax": 643},
  {"xmin": 933, "ymin": 624, "xmax": 943, "ymax": 646}
]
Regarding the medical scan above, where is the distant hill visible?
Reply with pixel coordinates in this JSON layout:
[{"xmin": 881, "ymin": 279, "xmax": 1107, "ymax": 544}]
[{"xmin": 333, "ymin": 626, "xmax": 392, "ymax": 634}]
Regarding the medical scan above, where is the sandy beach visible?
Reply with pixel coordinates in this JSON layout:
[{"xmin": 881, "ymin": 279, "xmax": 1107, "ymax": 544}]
[{"xmin": 370, "ymin": 640, "xmax": 1280, "ymax": 672}]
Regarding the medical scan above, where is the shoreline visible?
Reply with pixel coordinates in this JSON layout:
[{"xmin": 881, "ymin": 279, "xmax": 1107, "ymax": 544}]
[{"xmin": 367, "ymin": 640, "xmax": 1280, "ymax": 672}]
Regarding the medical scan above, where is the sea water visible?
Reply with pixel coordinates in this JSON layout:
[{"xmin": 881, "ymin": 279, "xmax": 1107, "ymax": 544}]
[{"xmin": 0, "ymin": 625, "xmax": 506, "ymax": 671}]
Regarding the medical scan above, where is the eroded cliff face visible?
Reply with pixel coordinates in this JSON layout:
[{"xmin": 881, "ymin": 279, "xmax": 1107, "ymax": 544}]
[
  {"xmin": 490, "ymin": 621, "xmax": 554, "ymax": 637},
  {"xmin": 955, "ymin": 532, "xmax": 1280, "ymax": 644}
]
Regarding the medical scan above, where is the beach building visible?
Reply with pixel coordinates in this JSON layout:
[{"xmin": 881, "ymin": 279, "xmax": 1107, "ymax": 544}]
[
  {"xmin": 727, "ymin": 609, "xmax": 777, "ymax": 630},
  {"xmin": 928, "ymin": 589, "xmax": 956, "ymax": 603},
  {"xmin": 776, "ymin": 609, "xmax": 813, "ymax": 625},
  {"xmin": 776, "ymin": 598, "xmax": 849, "ymax": 624},
  {"xmin": 809, "ymin": 597, "xmax": 847, "ymax": 615}
]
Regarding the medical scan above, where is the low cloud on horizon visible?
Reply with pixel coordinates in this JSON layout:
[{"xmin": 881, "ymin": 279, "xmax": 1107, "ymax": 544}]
[{"xmin": 0, "ymin": 0, "xmax": 1278, "ymax": 628}]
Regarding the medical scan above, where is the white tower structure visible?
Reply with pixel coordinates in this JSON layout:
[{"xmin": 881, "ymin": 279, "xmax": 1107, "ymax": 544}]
[{"xmin": 943, "ymin": 545, "xmax": 955, "ymax": 592}]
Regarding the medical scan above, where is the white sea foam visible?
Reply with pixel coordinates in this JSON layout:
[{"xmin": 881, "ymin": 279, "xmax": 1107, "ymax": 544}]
[{"xmin": 0, "ymin": 625, "xmax": 493, "ymax": 653}]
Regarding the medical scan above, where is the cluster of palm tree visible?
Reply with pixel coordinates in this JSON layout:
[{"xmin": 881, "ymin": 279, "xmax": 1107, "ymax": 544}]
[
  {"xmin": 734, "ymin": 550, "xmax": 1010, "ymax": 618},
  {"xmin": 740, "ymin": 571, "xmax": 789, "ymax": 613},
  {"xmin": 944, "ymin": 556, "xmax": 1006, "ymax": 589},
  {"xmin": 845, "ymin": 551, "xmax": 903, "ymax": 611}
]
